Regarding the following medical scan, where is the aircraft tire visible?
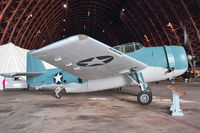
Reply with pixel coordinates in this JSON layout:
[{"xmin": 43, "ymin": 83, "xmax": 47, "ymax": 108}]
[{"xmin": 137, "ymin": 91, "xmax": 152, "ymax": 105}]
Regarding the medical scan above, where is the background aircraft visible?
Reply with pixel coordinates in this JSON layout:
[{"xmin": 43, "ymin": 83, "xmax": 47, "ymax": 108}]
[{"xmin": 1, "ymin": 34, "xmax": 188, "ymax": 105}]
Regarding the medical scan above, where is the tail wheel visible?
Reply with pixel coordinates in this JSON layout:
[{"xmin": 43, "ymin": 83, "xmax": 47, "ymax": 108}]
[
  {"xmin": 54, "ymin": 87, "xmax": 62, "ymax": 99},
  {"xmin": 55, "ymin": 93, "xmax": 61, "ymax": 99},
  {"xmin": 137, "ymin": 91, "xmax": 152, "ymax": 105}
]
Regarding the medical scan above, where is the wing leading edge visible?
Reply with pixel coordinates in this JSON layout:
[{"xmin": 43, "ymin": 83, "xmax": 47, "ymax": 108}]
[{"xmin": 31, "ymin": 35, "xmax": 147, "ymax": 80}]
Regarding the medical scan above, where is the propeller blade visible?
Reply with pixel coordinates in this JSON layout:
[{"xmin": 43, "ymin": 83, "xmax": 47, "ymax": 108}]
[{"xmin": 184, "ymin": 26, "xmax": 189, "ymax": 54}]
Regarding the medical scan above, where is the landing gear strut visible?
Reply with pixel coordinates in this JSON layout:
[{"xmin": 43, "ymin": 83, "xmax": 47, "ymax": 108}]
[
  {"xmin": 55, "ymin": 87, "xmax": 63, "ymax": 99},
  {"xmin": 128, "ymin": 72, "xmax": 152, "ymax": 105}
]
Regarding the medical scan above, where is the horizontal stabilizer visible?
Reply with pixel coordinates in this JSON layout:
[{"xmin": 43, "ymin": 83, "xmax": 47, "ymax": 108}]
[{"xmin": 0, "ymin": 72, "xmax": 44, "ymax": 77}]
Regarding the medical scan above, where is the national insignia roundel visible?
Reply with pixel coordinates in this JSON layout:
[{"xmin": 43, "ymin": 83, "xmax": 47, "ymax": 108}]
[
  {"xmin": 77, "ymin": 55, "xmax": 114, "ymax": 67},
  {"xmin": 53, "ymin": 72, "xmax": 63, "ymax": 84}
]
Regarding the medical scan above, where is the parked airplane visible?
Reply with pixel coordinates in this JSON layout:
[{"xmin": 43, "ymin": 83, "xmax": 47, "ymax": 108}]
[{"xmin": 1, "ymin": 34, "xmax": 188, "ymax": 105}]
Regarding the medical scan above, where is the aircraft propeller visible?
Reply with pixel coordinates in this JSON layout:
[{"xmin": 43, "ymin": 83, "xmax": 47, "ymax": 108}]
[{"xmin": 184, "ymin": 27, "xmax": 196, "ymax": 70}]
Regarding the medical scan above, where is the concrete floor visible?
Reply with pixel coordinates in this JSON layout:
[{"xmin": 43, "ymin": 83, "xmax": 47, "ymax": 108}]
[{"xmin": 0, "ymin": 79, "xmax": 200, "ymax": 133}]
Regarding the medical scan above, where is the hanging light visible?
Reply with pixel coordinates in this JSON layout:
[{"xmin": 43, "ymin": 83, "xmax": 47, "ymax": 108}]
[
  {"xmin": 167, "ymin": 22, "xmax": 172, "ymax": 27},
  {"xmin": 27, "ymin": 14, "xmax": 33, "ymax": 19},
  {"xmin": 166, "ymin": 22, "xmax": 175, "ymax": 31},
  {"xmin": 63, "ymin": 4, "xmax": 67, "ymax": 8}
]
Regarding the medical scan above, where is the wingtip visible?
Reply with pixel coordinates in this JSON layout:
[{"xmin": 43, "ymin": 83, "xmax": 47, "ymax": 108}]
[{"xmin": 78, "ymin": 34, "xmax": 88, "ymax": 40}]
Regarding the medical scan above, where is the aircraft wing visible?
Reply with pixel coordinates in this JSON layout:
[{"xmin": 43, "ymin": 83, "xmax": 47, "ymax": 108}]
[
  {"xmin": 0, "ymin": 72, "xmax": 44, "ymax": 77},
  {"xmin": 31, "ymin": 35, "xmax": 147, "ymax": 80}
]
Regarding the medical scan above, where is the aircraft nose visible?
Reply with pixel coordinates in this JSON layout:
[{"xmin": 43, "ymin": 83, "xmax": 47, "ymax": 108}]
[{"xmin": 171, "ymin": 46, "xmax": 188, "ymax": 70}]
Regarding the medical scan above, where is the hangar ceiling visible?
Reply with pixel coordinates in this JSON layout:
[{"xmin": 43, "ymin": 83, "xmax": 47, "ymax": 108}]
[{"xmin": 0, "ymin": 0, "xmax": 200, "ymax": 62}]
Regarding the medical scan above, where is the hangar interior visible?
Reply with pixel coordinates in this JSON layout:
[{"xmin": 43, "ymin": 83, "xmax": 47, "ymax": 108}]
[
  {"xmin": 0, "ymin": 0, "xmax": 200, "ymax": 133},
  {"xmin": 0, "ymin": 0, "xmax": 200, "ymax": 62}
]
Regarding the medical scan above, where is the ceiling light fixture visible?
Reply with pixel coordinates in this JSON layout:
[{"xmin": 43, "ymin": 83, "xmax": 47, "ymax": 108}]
[{"xmin": 63, "ymin": 4, "xmax": 67, "ymax": 8}]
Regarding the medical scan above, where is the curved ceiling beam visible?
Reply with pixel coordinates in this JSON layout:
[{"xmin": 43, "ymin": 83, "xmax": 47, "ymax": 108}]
[
  {"xmin": 155, "ymin": 1, "xmax": 175, "ymax": 45},
  {"xmin": 135, "ymin": 1, "xmax": 164, "ymax": 46},
  {"xmin": 0, "ymin": 0, "xmax": 23, "ymax": 45},
  {"xmin": 65, "ymin": 14, "xmax": 117, "ymax": 33},
  {"xmin": 67, "ymin": 4, "xmax": 116, "ymax": 19},
  {"xmin": 65, "ymin": 8, "xmax": 130, "ymax": 43},
  {"xmin": 21, "ymin": 1, "xmax": 61, "ymax": 48},
  {"xmin": 117, "ymin": 15, "xmax": 140, "ymax": 44},
  {"xmin": 66, "ymin": 9, "xmax": 112, "ymax": 28},
  {"xmin": 65, "ymin": 8, "xmax": 112, "ymax": 26},
  {"xmin": 8, "ymin": 0, "xmax": 34, "ymax": 42},
  {"xmin": 128, "ymin": 1, "xmax": 157, "ymax": 45},
  {"xmin": 31, "ymin": 8, "xmax": 63, "ymax": 49},
  {"xmin": 14, "ymin": 0, "xmax": 45, "ymax": 45},
  {"xmin": 65, "ymin": 0, "xmax": 120, "ymax": 34},
  {"xmin": 33, "ymin": 15, "xmax": 63, "ymax": 49},
  {"xmin": 145, "ymin": 1, "xmax": 172, "ymax": 46},
  {"xmin": 181, "ymin": 0, "xmax": 200, "ymax": 43},
  {"xmin": 64, "ymin": 19, "xmax": 120, "ymax": 45},
  {"xmin": 67, "ymin": 0, "xmax": 119, "ymax": 14},
  {"xmin": 27, "ymin": 4, "xmax": 63, "ymax": 48},
  {"xmin": 0, "ymin": 0, "xmax": 12, "ymax": 23},
  {"xmin": 65, "ymin": 0, "xmax": 130, "ymax": 44},
  {"xmin": 21, "ymin": 0, "xmax": 58, "ymax": 47},
  {"xmin": 166, "ymin": 0, "xmax": 183, "ymax": 46},
  {"xmin": 68, "ymin": 23, "xmax": 120, "ymax": 46},
  {"xmin": 125, "ymin": 7, "xmax": 149, "ymax": 46},
  {"xmin": 66, "ymin": 18, "xmax": 104, "ymax": 31},
  {"xmin": 0, "ymin": 0, "xmax": 199, "ymax": 60}
]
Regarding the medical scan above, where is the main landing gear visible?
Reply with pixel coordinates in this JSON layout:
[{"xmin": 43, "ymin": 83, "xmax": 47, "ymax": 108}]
[
  {"xmin": 55, "ymin": 87, "xmax": 63, "ymax": 99},
  {"xmin": 128, "ymin": 72, "xmax": 152, "ymax": 105}
]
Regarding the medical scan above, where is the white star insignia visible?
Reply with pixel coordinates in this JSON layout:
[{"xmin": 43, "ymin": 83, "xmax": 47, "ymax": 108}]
[
  {"xmin": 87, "ymin": 58, "xmax": 105, "ymax": 66},
  {"xmin": 54, "ymin": 73, "xmax": 63, "ymax": 83}
]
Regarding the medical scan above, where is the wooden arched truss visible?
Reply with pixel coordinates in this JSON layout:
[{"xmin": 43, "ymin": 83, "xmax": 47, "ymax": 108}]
[{"xmin": 0, "ymin": 0, "xmax": 200, "ymax": 61}]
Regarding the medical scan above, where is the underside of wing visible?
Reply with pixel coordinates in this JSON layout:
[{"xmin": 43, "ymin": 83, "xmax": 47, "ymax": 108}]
[{"xmin": 31, "ymin": 35, "xmax": 147, "ymax": 80}]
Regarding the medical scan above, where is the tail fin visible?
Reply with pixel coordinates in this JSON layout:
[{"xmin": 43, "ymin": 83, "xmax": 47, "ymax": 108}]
[{"xmin": 27, "ymin": 50, "xmax": 46, "ymax": 72}]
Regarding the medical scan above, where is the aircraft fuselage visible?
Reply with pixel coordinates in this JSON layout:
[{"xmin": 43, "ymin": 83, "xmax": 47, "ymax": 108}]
[{"xmin": 29, "ymin": 44, "xmax": 188, "ymax": 93}]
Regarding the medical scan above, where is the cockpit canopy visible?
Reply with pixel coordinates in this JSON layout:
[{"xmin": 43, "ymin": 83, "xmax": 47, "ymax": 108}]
[{"xmin": 113, "ymin": 42, "xmax": 144, "ymax": 53}]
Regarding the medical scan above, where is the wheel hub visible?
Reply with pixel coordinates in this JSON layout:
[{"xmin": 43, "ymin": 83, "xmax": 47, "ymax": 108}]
[{"xmin": 140, "ymin": 94, "xmax": 149, "ymax": 103}]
